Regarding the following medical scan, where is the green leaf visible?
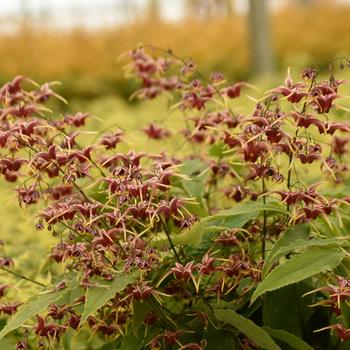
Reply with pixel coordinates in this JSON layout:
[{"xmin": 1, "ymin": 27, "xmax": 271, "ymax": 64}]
[
  {"xmin": 180, "ymin": 159, "xmax": 207, "ymax": 177},
  {"xmin": 58, "ymin": 286, "xmax": 84, "ymax": 305},
  {"xmin": 214, "ymin": 309, "xmax": 281, "ymax": 350},
  {"xmin": 263, "ymin": 224, "xmax": 350, "ymax": 276},
  {"xmin": 184, "ymin": 202, "xmax": 208, "ymax": 218},
  {"xmin": 205, "ymin": 327, "xmax": 238, "ymax": 350},
  {"xmin": 180, "ymin": 159, "xmax": 209, "ymax": 200},
  {"xmin": 0, "ymin": 287, "xmax": 72, "ymax": 339},
  {"xmin": 173, "ymin": 201, "xmax": 287, "ymax": 246},
  {"xmin": 263, "ymin": 327, "xmax": 313, "ymax": 350},
  {"xmin": 209, "ymin": 142, "xmax": 226, "ymax": 158},
  {"xmin": 263, "ymin": 282, "xmax": 313, "ymax": 338},
  {"xmin": 117, "ymin": 334, "xmax": 144, "ymax": 350},
  {"xmin": 252, "ymin": 247, "xmax": 345, "ymax": 303},
  {"xmin": 263, "ymin": 224, "xmax": 310, "ymax": 276},
  {"xmin": 173, "ymin": 216, "xmax": 253, "ymax": 246},
  {"xmin": 80, "ymin": 274, "xmax": 136, "ymax": 325},
  {"xmin": 97, "ymin": 340, "xmax": 118, "ymax": 350},
  {"xmin": 211, "ymin": 201, "xmax": 288, "ymax": 219},
  {"xmin": 340, "ymin": 301, "xmax": 350, "ymax": 329},
  {"xmin": 132, "ymin": 300, "xmax": 151, "ymax": 334},
  {"xmin": 177, "ymin": 159, "xmax": 210, "ymax": 217},
  {"xmin": 62, "ymin": 329, "xmax": 73, "ymax": 350}
]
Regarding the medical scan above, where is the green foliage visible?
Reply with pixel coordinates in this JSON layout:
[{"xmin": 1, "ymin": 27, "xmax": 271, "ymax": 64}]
[
  {"xmin": 263, "ymin": 282, "xmax": 313, "ymax": 337},
  {"xmin": 3, "ymin": 47, "xmax": 350, "ymax": 350},
  {"xmin": 0, "ymin": 285, "xmax": 77, "ymax": 339},
  {"xmin": 262, "ymin": 224, "xmax": 350, "ymax": 276},
  {"xmin": 173, "ymin": 201, "xmax": 287, "ymax": 245},
  {"xmin": 340, "ymin": 301, "xmax": 350, "ymax": 329},
  {"xmin": 132, "ymin": 301, "xmax": 151, "ymax": 334},
  {"xmin": 180, "ymin": 159, "xmax": 209, "ymax": 201},
  {"xmin": 263, "ymin": 327, "xmax": 313, "ymax": 350},
  {"xmin": 214, "ymin": 309, "xmax": 281, "ymax": 350},
  {"xmin": 205, "ymin": 327, "xmax": 238, "ymax": 350},
  {"xmin": 80, "ymin": 274, "xmax": 137, "ymax": 325},
  {"xmin": 116, "ymin": 335, "xmax": 145, "ymax": 350},
  {"xmin": 252, "ymin": 246, "xmax": 345, "ymax": 303}
]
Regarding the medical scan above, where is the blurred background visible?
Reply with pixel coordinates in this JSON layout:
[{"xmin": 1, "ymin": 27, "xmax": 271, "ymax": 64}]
[{"xmin": 0, "ymin": 0, "xmax": 349, "ymax": 103}]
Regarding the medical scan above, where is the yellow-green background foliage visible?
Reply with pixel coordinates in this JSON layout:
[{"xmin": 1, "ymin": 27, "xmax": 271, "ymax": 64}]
[{"xmin": 0, "ymin": 4, "xmax": 349, "ymax": 99}]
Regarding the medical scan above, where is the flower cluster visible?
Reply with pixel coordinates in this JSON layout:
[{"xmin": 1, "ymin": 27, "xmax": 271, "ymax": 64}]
[{"xmin": 1, "ymin": 48, "xmax": 350, "ymax": 349}]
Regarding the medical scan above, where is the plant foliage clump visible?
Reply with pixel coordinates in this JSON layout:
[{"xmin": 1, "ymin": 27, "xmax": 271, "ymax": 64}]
[{"xmin": 1, "ymin": 48, "xmax": 350, "ymax": 349}]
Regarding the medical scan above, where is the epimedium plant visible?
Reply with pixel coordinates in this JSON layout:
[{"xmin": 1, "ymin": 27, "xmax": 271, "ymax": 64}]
[{"xmin": 1, "ymin": 48, "xmax": 350, "ymax": 349}]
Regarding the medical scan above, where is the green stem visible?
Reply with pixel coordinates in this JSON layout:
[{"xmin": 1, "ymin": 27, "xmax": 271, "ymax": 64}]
[
  {"xmin": 160, "ymin": 216, "xmax": 181, "ymax": 263},
  {"xmin": 0, "ymin": 266, "xmax": 46, "ymax": 287}
]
